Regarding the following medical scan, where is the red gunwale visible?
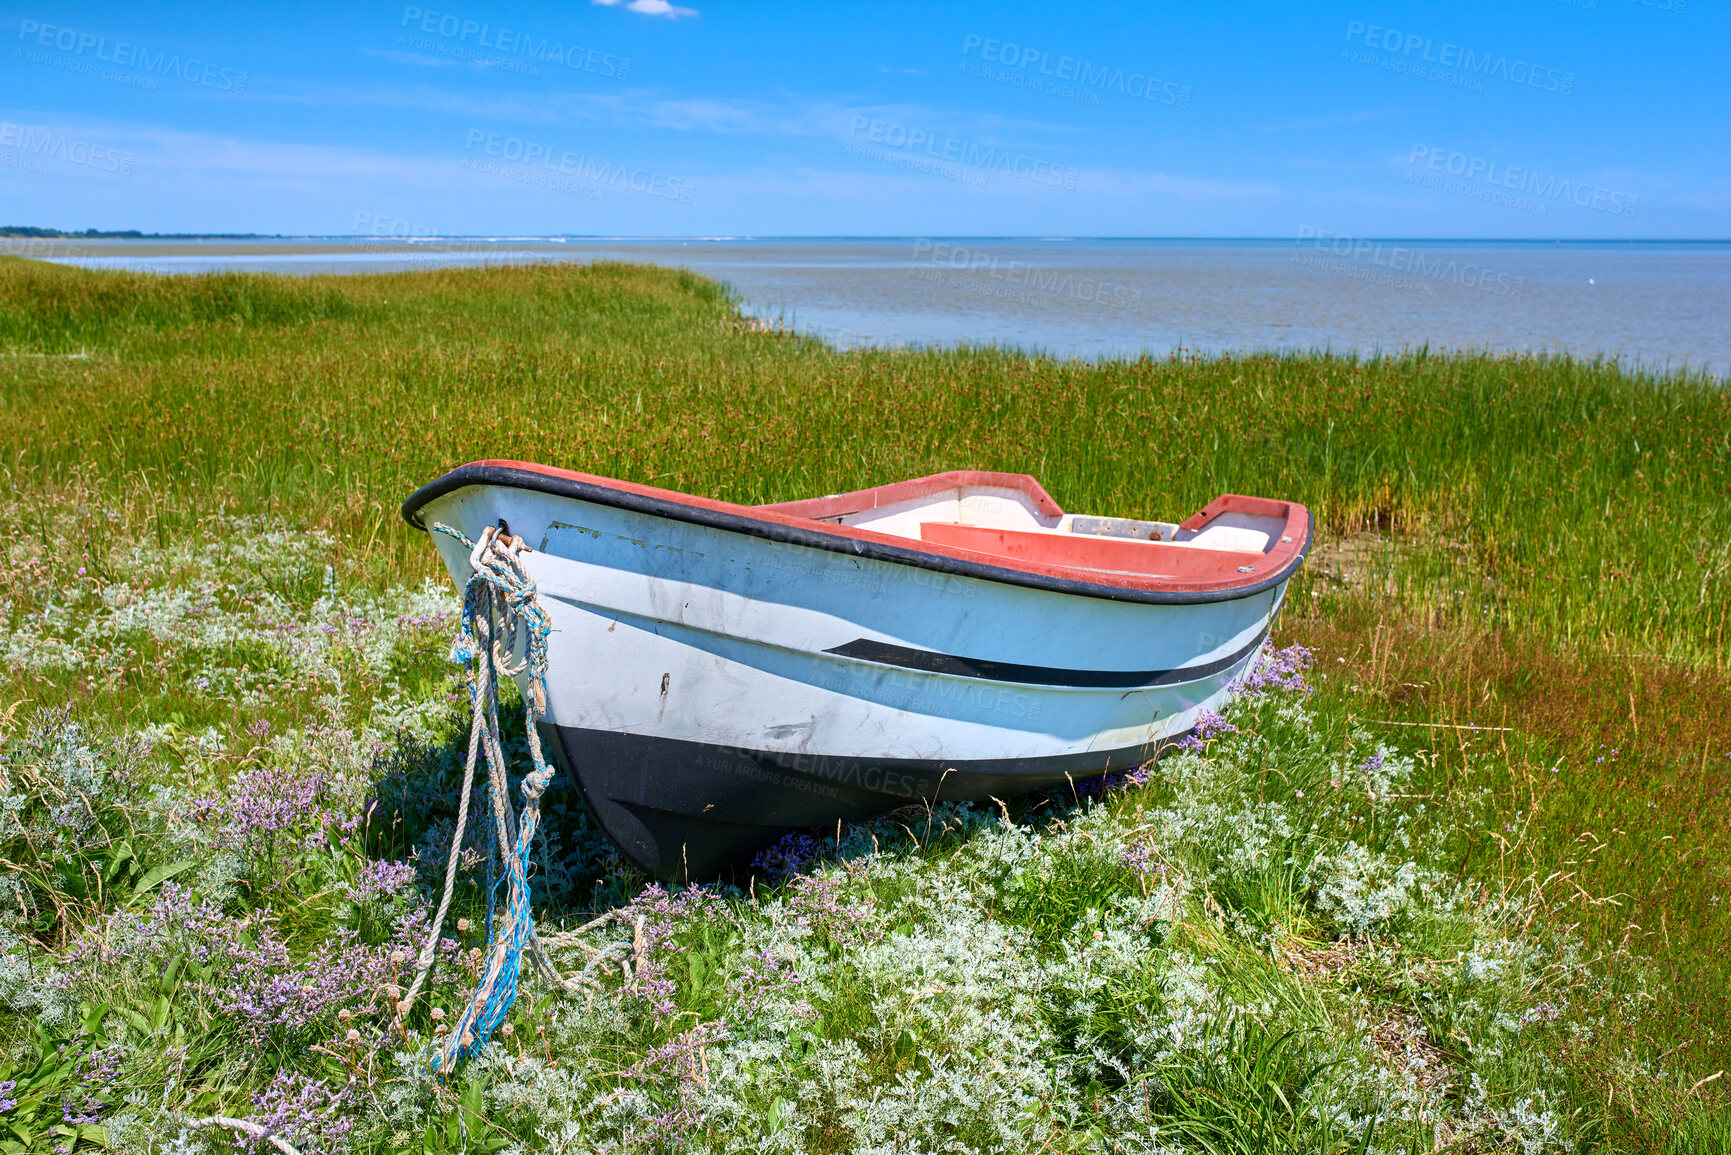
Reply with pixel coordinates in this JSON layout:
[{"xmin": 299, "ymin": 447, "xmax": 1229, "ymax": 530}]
[
  {"xmin": 758, "ymin": 470, "xmax": 1066, "ymax": 520},
  {"xmin": 460, "ymin": 460, "xmax": 1308, "ymax": 596}
]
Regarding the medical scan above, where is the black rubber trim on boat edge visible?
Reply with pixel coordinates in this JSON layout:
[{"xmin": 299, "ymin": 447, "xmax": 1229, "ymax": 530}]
[
  {"xmin": 824, "ymin": 624, "xmax": 1270, "ymax": 688},
  {"xmin": 400, "ymin": 463, "xmax": 1313, "ymax": 606}
]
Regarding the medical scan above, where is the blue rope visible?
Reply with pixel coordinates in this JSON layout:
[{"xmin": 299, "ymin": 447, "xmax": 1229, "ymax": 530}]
[{"xmin": 427, "ymin": 522, "xmax": 558, "ymax": 1073}]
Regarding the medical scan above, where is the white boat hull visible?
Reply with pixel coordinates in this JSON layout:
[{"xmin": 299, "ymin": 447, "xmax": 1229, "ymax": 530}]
[{"xmin": 407, "ymin": 464, "xmax": 1308, "ymax": 878}]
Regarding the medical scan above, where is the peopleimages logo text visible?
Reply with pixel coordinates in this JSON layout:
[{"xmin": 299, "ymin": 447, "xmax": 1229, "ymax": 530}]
[
  {"xmin": 1408, "ymin": 145, "xmax": 1638, "ymax": 217},
  {"xmin": 846, "ymin": 117, "xmax": 1079, "ymax": 189},
  {"xmin": 1294, "ymin": 228, "xmax": 1526, "ymax": 299},
  {"xmin": 401, "ymin": 7, "xmax": 629, "ymax": 77},
  {"xmin": 960, "ymin": 34, "xmax": 1190, "ymax": 107},
  {"xmin": 0, "ymin": 121, "xmax": 134, "ymax": 175},
  {"xmin": 1345, "ymin": 20, "xmax": 1574, "ymax": 94},
  {"xmin": 462, "ymin": 130, "xmax": 693, "ymax": 203},
  {"xmin": 17, "ymin": 19, "xmax": 248, "ymax": 91},
  {"xmin": 911, "ymin": 240, "xmax": 1140, "ymax": 311}
]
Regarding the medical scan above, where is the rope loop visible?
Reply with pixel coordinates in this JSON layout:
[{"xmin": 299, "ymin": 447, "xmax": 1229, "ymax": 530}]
[{"xmin": 400, "ymin": 522, "xmax": 566, "ymax": 1072}]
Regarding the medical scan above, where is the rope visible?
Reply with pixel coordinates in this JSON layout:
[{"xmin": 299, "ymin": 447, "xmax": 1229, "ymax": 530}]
[
  {"xmin": 185, "ymin": 1116, "xmax": 303, "ymax": 1155},
  {"xmin": 399, "ymin": 522, "xmax": 564, "ymax": 1073}
]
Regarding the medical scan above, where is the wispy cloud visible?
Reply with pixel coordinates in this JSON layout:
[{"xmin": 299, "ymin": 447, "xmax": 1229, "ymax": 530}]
[
  {"xmin": 593, "ymin": 0, "xmax": 698, "ymax": 19},
  {"xmin": 1288, "ymin": 157, "xmax": 1369, "ymax": 172},
  {"xmin": 0, "ymin": 114, "xmax": 702, "ymax": 232},
  {"xmin": 1252, "ymin": 108, "xmax": 1405, "ymax": 134},
  {"xmin": 1079, "ymin": 169, "xmax": 1285, "ymax": 203},
  {"xmin": 246, "ymin": 81, "xmax": 1078, "ymax": 148},
  {"xmin": 360, "ymin": 48, "xmax": 457, "ymax": 69}
]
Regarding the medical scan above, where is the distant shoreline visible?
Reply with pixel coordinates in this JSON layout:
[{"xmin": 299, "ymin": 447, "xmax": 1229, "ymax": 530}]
[
  {"xmin": 4, "ymin": 229, "xmax": 1730, "ymax": 244},
  {"xmin": 0, "ymin": 227, "xmax": 286, "ymax": 239},
  {"xmin": 10, "ymin": 236, "xmax": 1726, "ymax": 377}
]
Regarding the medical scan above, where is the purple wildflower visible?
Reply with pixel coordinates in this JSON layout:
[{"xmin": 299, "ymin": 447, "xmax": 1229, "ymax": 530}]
[
  {"xmin": 1175, "ymin": 709, "xmax": 1238, "ymax": 753},
  {"xmin": 243, "ymin": 1070, "xmax": 356, "ymax": 1154},
  {"xmin": 71, "ymin": 883, "xmax": 242, "ymax": 967},
  {"xmin": 36, "ymin": 1039, "xmax": 124, "ymax": 1130},
  {"xmin": 185, "ymin": 764, "xmax": 351, "ymax": 859},
  {"xmin": 209, "ymin": 929, "xmax": 394, "ymax": 1039},
  {"xmin": 732, "ymin": 946, "xmax": 817, "ymax": 1024},
  {"xmin": 344, "ymin": 859, "xmax": 418, "ymax": 903},
  {"xmin": 619, "ymin": 1022, "xmax": 729, "ymax": 1147},
  {"xmin": 1358, "ymin": 752, "xmax": 1385, "ymax": 775},
  {"xmin": 1116, "ymin": 763, "xmax": 1153, "ymax": 789},
  {"xmin": 785, "ymin": 869, "xmax": 881, "ymax": 950},
  {"xmin": 750, "ymin": 832, "xmax": 826, "ymax": 880},
  {"xmin": 82, "ymin": 885, "xmax": 441, "ymax": 1047},
  {"xmin": 1075, "ymin": 762, "xmax": 1154, "ymax": 800},
  {"xmin": 396, "ymin": 611, "xmax": 458, "ymax": 631},
  {"xmin": 624, "ymin": 884, "xmax": 727, "ymax": 1019},
  {"xmin": 1235, "ymin": 643, "xmax": 1314, "ymax": 695},
  {"xmin": 1519, "ymin": 1001, "xmax": 1563, "ymax": 1026},
  {"xmin": 1121, "ymin": 843, "xmax": 1159, "ymax": 875}
]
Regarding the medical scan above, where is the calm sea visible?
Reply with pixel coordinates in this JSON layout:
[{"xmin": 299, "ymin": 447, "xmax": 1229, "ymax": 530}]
[{"xmin": 25, "ymin": 237, "xmax": 1730, "ymax": 377}]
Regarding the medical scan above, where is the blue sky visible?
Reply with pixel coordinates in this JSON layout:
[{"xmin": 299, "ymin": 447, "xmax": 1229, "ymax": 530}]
[{"xmin": 2, "ymin": 0, "xmax": 1724, "ymax": 237}]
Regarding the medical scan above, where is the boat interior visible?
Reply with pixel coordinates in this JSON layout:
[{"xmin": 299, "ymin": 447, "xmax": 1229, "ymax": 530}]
[{"xmin": 757, "ymin": 471, "xmax": 1306, "ymax": 586}]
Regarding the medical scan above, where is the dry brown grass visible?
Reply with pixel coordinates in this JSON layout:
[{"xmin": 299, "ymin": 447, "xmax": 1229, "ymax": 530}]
[{"xmin": 1288, "ymin": 600, "xmax": 1731, "ymax": 1148}]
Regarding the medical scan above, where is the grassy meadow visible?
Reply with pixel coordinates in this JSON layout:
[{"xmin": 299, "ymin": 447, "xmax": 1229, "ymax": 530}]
[{"xmin": 0, "ymin": 255, "xmax": 1727, "ymax": 1153}]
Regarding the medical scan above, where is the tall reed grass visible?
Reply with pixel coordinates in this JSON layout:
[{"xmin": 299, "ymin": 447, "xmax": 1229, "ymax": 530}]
[{"xmin": 2, "ymin": 256, "xmax": 1726, "ymax": 666}]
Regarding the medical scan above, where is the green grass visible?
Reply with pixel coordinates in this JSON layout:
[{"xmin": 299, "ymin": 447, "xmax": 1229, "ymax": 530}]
[
  {"xmin": 2, "ymin": 255, "xmax": 1726, "ymax": 665},
  {"xmin": 1, "ymin": 256, "xmax": 1728, "ymax": 1152}
]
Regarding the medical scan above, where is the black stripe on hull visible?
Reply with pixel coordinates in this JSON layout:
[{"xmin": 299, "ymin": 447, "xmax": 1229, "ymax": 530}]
[
  {"xmin": 543, "ymin": 724, "xmax": 1161, "ymax": 882},
  {"xmin": 824, "ymin": 624, "xmax": 1271, "ymax": 688}
]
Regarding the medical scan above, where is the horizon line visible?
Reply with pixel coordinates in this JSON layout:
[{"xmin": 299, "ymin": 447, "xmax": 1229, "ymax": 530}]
[{"xmin": 7, "ymin": 232, "xmax": 1730, "ymax": 244}]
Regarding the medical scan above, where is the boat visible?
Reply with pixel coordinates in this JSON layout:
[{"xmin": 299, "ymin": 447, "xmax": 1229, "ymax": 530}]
[{"xmin": 402, "ymin": 462, "xmax": 1312, "ymax": 880}]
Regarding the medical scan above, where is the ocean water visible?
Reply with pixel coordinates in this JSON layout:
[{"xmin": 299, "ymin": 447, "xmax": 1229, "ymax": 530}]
[{"xmin": 24, "ymin": 236, "xmax": 1730, "ymax": 377}]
